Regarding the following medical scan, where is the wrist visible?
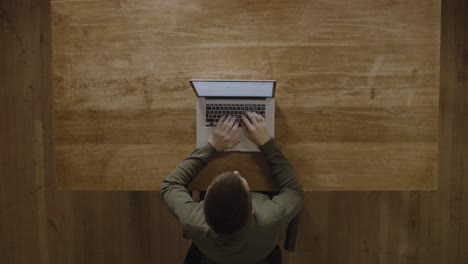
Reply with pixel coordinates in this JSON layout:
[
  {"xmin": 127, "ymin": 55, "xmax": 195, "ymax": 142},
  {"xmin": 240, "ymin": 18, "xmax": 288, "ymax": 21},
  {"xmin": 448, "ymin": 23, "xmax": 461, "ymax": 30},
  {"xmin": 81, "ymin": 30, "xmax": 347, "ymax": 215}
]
[
  {"xmin": 257, "ymin": 137, "xmax": 272, "ymax": 146},
  {"xmin": 208, "ymin": 139, "xmax": 222, "ymax": 152},
  {"xmin": 258, "ymin": 137, "xmax": 275, "ymax": 150}
]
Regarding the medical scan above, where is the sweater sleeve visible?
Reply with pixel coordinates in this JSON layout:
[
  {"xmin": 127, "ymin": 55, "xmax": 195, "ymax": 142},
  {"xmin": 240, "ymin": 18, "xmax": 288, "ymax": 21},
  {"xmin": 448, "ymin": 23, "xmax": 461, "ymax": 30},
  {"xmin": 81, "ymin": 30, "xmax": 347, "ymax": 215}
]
[
  {"xmin": 259, "ymin": 139, "xmax": 304, "ymax": 224},
  {"xmin": 161, "ymin": 143, "xmax": 217, "ymax": 224}
]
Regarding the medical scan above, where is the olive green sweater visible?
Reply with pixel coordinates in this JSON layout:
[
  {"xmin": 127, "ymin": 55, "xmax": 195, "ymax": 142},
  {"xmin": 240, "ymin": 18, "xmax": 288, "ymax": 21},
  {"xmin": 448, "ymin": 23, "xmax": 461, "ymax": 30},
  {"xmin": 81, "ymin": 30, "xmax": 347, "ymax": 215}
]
[{"xmin": 161, "ymin": 139, "xmax": 304, "ymax": 264}]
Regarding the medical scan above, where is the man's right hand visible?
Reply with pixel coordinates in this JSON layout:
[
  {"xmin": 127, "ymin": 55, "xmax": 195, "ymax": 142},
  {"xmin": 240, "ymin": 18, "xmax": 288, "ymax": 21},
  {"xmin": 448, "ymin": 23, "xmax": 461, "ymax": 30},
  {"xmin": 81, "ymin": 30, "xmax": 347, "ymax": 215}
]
[{"xmin": 242, "ymin": 112, "xmax": 271, "ymax": 146}]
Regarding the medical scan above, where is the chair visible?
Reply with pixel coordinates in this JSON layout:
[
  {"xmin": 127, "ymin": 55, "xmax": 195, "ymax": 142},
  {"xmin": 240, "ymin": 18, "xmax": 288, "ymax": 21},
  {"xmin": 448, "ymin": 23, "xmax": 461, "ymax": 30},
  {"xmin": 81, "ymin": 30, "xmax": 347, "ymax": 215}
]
[{"xmin": 184, "ymin": 191, "xmax": 300, "ymax": 264}]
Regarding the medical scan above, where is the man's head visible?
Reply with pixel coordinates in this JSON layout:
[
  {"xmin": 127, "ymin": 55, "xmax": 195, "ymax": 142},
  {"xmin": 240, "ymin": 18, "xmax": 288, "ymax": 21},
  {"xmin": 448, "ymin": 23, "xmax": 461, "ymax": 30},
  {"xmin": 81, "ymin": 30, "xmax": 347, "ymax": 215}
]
[{"xmin": 204, "ymin": 171, "xmax": 252, "ymax": 235}]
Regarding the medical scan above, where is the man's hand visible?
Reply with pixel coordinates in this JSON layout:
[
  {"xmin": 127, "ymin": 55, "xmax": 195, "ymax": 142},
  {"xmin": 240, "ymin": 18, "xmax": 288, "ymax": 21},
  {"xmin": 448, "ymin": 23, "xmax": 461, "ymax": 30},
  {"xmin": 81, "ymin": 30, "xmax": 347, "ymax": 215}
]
[
  {"xmin": 242, "ymin": 112, "xmax": 271, "ymax": 146},
  {"xmin": 208, "ymin": 116, "xmax": 241, "ymax": 151}
]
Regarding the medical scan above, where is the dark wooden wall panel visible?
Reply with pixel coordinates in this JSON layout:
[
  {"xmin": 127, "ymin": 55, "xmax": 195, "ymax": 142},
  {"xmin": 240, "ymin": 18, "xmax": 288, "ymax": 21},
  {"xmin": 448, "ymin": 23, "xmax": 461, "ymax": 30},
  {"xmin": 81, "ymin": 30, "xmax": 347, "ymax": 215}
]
[
  {"xmin": 1, "ymin": 0, "xmax": 467, "ymax": 263},
  {"xmin": 1, "ymin": 1, "xmax": 43, "ymax": 263}
]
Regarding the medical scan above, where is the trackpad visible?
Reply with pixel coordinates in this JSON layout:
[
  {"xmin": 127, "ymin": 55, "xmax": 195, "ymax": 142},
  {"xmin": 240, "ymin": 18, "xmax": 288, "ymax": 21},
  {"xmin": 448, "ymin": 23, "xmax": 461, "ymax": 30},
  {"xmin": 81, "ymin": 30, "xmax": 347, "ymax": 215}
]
[{"xmin": 227, "ymin": 129, "xmax": 259, "ymax": 152}]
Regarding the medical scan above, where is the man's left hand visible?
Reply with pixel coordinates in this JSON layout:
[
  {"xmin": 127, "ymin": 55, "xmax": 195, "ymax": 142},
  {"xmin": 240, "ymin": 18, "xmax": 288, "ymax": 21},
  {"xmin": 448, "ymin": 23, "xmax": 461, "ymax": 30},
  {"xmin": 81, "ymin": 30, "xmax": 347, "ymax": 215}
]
[{"xmin": 208, "ymin": 115, "xmax": 240, "ymax": 151}]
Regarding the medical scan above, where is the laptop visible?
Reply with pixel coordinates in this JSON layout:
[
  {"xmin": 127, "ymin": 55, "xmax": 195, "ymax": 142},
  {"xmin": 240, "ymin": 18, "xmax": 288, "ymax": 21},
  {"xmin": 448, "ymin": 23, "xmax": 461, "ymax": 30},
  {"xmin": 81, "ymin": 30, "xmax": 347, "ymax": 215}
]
[{"xmin": 190, "ymin": 79, "xmax": 276, "ymax": 152}]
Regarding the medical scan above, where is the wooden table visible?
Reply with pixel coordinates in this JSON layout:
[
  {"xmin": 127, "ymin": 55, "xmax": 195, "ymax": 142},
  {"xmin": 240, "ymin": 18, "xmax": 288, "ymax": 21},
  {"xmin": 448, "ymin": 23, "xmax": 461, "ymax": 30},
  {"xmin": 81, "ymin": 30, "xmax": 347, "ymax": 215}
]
[{"xmin": 52, "ymin": 0, "xmax": 440, "ymax": 191}]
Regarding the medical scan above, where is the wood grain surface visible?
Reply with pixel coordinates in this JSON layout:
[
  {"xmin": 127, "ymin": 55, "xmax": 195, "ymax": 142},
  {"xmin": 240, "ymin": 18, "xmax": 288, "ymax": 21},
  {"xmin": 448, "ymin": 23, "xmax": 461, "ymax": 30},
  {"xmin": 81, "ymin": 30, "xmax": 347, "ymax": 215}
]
[
  {"xmin": 51, "ymin": 0, "xmax": 440, "ymax": 190},
  {"xmin": 2, "ymin": 0, "xmax": 468, "ymax": 263}
]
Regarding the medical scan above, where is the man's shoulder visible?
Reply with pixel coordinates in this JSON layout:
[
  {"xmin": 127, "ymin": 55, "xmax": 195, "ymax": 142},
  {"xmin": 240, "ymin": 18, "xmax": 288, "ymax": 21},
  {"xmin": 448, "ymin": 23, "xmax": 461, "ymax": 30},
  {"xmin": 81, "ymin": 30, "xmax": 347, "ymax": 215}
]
[{"xmin": 182, "ymin": 202, "xmax": 213, "ymax": 238}]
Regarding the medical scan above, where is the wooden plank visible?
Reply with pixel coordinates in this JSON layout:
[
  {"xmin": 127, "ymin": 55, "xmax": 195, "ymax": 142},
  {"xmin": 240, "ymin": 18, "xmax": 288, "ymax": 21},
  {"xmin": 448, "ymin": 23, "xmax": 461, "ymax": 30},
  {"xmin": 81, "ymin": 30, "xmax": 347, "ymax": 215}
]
[
  {"xmin": 47, "ymin": 191, "xmax": 165, "ymax": 263},
  {"xmin": 456, "ymin": 0, "xmax": 468, "ymax": 261},
  {"xmin": 0, "ymin": 2, "xmax": 7, "ymax": 260},
  {"xmin": 70, "ymin": 192, "xmax": 122, "ymax": 263},
  {"xmin": 378, "ymin": 192, "xmax": 390, "ymax": 264},
  {"xmin": 34, "ymin": 120, "xmax": 49, "ymax": 264},
  {"xmin": 52, "ymin": 0, "xmax": 440, "ymax": 190},
  {"xmin": 0, "ymin": 0, "xmax": 37, "ymax": 213},
  {"xmin": 123, "ymin": 192, "xmax": 162, "ymax": 263},
  {"xmin": 35, "ymin": 0, "xmax": 55, "ymax": 262},
  {"xmin": 346, "ymin": 193, "xmax": 361, "ymax": 264},
  {"xmin": 30, "ymin": 3, "xmax": 50, "ymax": 262},
  {"xmin": 432, "ymin": 0, "xmax": 466, "ymax": 261},
  {"xmin": 0, "ymin": 0, "xmax": 42, "ymax": 262},
  {"xmin": 406, "ymin": 192, "xmax": 421, "ymax": 263},
  {"xmin": 159, "ymin": 195, "xmax": 191, "ymax": 263},
  {"xmin": 386, "ymin": 193, "xmax": 410, "ymax": 264},
  {"xmin": 385, "ymin": 192, "xmax": 426, "ymax": 263},
  {"xmin": 0, "ymin": 197, "xmax": 41, "ymax": 263},
  {"xmin": 45, "ymin": 190, "xmax": 75, "ymax": 264},
  {"xmin": 460, "ymin": 115, "xmax": 468, "ymax": 264},
  {"xmin": 356, "ymin": 192, "xmax": 380, "ymax": 263},
  {"xmin": 416, "ymin": 191, "xmax": 436, "ymax": 264},
  {"xmin": 285, "ymin": 193, "xmax": 329, "ymax": 263},
  {"xmin": 327, "ymin": 192, "xmax": 352, "ymax": 264}
]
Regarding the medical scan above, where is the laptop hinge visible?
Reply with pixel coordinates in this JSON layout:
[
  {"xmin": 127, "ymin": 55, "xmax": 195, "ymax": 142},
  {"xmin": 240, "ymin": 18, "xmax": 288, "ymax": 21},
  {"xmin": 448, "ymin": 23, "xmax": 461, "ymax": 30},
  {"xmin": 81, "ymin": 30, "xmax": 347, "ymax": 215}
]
[{"xmin": 204, "ymin": 97, "xmax": 267, "ymax": 100}]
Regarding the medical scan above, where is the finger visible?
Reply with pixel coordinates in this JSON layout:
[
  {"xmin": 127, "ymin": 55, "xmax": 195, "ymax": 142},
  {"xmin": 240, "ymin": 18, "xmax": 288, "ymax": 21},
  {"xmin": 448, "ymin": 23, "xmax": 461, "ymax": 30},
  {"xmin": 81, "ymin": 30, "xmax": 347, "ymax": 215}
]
[
  {"xmin": 241, "ymin": 122, "xmax": 248, "ymax": 135},
  {"xmin": 246, "ymin": 111, "xmax": 259, "ymax": 126},
  {"xmin": 254, "ymin": 112, "xmax": 264, "ymax": 123},
  {"xmin": 242, "ymin": 114, "xmax": 255, "ymax": 131},
  {"xmin": 228, "ymin": 121, "xmax": 239, "ymax": 135},
  {"xmin": 220, "ymin": 115, "xmax": 232, "ymax": 131},
  {"xmin": 224, "ymin": 116, "xmax": 237, "ymax": 133},
  {"xmin": 216, "ymin": 115, "xmax": 226, "ymax": 129},
  {"xmin": 230, "ymin": 125, "xmax": 241, "ymax": 145},
  {"xmin": 255, "ymin": 112, "xmax": 264, "ymax": 120}
]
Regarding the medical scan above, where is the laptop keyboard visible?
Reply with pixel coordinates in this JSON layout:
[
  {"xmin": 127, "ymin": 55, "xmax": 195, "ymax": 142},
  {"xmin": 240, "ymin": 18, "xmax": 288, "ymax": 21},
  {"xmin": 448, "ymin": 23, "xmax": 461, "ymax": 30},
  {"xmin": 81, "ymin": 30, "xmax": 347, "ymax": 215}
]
[{"xmin": 205, "ymin": 103, "xmax": 265, "ymax": 127}]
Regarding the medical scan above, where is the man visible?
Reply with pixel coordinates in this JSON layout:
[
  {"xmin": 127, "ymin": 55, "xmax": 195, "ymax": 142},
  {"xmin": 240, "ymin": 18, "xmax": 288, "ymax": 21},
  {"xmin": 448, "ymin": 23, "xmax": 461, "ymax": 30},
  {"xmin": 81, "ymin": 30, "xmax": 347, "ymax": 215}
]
[{"xmin": 161, "ymin": 112, "xmax": 304, "ymax": 264}]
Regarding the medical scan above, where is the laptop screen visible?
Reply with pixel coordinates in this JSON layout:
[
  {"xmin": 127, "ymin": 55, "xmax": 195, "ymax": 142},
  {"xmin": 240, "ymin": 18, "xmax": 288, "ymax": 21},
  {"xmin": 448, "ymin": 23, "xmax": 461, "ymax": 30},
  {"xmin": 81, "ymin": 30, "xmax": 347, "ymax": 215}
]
[{"xmin": 191, "ymin": 80, "xmax": 275, "ymax": 98}]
